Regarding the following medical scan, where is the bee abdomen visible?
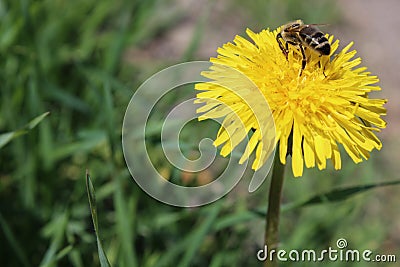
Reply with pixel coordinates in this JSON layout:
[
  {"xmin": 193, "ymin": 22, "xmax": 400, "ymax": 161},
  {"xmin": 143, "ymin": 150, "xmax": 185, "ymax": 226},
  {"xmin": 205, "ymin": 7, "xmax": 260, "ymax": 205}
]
[
  {"xmin": 300, "ymin": 29, "xmax": 331, "ymax": 55},
  {"xmin": 315, "ymin": 41, "xmax": 331, "ymax": 55}
]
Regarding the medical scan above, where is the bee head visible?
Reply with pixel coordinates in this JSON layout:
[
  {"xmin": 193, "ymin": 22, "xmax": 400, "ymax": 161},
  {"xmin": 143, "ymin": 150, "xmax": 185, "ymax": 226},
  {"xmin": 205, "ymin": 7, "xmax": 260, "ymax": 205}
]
[{"xmin": 284, "ymin": 19, "xmax": 304, "ymax": 32}]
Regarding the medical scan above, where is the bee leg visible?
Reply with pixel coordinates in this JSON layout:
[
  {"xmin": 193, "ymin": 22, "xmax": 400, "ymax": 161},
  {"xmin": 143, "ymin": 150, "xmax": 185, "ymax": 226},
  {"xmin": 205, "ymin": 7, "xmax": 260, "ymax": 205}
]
[
  {"xmin": 276, "ymin": 33, "xmax": 288, "ymax": 59},
  {"xmin": 299, "ymin": 45, "xmax": 306, "ymax": 76},
  {"xmin": 318, "ymin": 55, "xmax": 327, "ymax": 77},
  {"xmin": 285, "ymin": 42, "xmax": 290, "ymax": 57}
]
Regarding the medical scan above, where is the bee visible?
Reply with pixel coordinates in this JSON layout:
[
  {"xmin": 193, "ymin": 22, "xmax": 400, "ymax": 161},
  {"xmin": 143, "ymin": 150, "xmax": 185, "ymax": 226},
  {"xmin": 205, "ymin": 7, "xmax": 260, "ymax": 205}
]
[{"xmin": 276, "ymin": 19, "xmax": 331, "ymax": 75}]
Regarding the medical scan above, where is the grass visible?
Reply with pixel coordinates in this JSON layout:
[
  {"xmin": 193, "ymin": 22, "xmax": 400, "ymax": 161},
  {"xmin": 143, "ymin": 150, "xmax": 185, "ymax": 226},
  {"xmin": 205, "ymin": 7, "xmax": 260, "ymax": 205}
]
[{"xmin": 0, "ymin": 0, "xmax": 398, "ymax": 266}]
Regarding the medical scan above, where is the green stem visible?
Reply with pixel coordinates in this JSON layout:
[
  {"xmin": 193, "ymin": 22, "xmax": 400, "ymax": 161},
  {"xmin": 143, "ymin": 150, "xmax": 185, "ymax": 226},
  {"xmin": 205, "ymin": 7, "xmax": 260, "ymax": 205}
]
[{"xmin": 265, "ymin": 148, "xmax": 285, "ymax": 267}]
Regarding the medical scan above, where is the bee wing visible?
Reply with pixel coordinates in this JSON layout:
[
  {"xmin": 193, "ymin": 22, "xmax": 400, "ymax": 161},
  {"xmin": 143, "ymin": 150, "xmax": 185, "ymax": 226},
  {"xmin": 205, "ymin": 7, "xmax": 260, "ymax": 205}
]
[{"xmin": 308, "ymin": 23, "xmax": 330, "ymax": 27}]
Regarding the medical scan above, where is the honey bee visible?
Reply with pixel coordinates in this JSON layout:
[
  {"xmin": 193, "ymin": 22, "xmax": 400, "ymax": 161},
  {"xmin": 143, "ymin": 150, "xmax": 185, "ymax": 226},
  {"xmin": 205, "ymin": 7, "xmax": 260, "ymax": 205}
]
[{"xmin": 276, "ymin": 19, "xmax": 331, "ymax": 75}]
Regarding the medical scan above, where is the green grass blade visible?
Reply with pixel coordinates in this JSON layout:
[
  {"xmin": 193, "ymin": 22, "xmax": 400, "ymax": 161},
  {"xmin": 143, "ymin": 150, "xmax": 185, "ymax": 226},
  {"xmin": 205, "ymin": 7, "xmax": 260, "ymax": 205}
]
[
  {"xmin": 156, "ymin": 237, "xmax": 191, "ymax": 267},
  {"xmin": 26, "ymin": 112, "xmax": 51, "ymax": 129},
  {"xmin": 40, "ymin": 212, "xmax": 69, "ymax": 267},
  {"xmin": 114, "ymin": 174, "xmax": 137, "ymax": 267},
  {"xmin": 0, "ymin": 132, "xmax": 14, "ymax": 149},
  {"xmin": 53, "ymin": 245, "xmax": 73, "ymax": 262},
  {"xmin": 284, "ymin": 179, "xmax": 400, "ymax": 210},
  {"xmin": 0, "ymin": 112, "xmax": 50, "ymax": 149},
  {"xmin": 0, "ymin": 212, "xmax": 31, "ymax": 267},
  {"xmin": 41, "ymin": 245, "xmax": 74, "ymax": 267},
  {"xmin": 86, "ymin": 171, "xmax": 111, "ymax": 267},
  {"xmin": 157, "ymin": 204, "xmax": 223, "ymax": 267},
  {"xmin": 178, "ymin": 203, "xmax": 222, "ymax": 267},
  {"xmin": 253, "ymin": 179, "xmax": 400, "ymax": 217},
  {"xmin": 213, "ymin": 211, "xmax": 256, "ymax": 232}
]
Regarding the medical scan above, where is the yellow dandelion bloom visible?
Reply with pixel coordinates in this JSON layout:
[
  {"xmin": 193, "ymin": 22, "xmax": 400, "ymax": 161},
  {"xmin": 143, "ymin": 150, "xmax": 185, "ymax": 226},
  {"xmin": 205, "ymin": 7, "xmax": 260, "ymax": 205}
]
[{"xmin": 195, "ymin": 27, "xmax": 387, "ymax": 177}]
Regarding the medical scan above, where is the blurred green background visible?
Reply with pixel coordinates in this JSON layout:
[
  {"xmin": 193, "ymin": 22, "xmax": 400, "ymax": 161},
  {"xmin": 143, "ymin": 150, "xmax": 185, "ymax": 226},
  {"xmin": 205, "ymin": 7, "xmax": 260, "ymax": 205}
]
[{"xmin": 1, "ymin": 0, "xmax": 399, "ymax": 266}]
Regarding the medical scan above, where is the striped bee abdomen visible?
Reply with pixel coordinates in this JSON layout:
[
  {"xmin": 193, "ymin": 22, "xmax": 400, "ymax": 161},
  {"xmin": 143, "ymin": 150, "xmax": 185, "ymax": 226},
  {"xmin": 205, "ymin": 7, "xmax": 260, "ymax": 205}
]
[{"xmin": 299, "ymin": 26, "xmax": 331, "ymax": 55}]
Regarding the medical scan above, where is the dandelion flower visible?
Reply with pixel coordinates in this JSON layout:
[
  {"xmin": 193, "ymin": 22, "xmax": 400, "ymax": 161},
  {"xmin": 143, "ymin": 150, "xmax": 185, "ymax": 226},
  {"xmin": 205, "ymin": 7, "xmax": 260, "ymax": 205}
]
[{"xmin": 195, "ymin": 27, "xmax": 387, "ymax": 177}]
